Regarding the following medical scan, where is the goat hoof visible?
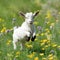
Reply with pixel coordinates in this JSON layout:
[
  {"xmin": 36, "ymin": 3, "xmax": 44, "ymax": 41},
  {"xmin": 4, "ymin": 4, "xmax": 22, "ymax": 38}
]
[
  {"xmin": 26, "ymin": 37, "xmax": 30, "ymax": 41},
  {"xmin": 31, "ymin": 36, "xmax": 36, "ymax": 41}
]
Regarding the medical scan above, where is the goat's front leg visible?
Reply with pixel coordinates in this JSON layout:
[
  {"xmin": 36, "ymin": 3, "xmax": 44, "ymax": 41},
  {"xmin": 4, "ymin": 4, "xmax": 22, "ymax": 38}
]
[
  {"xmin": 31, "ymin": 32, "xmax": 36, "ymax": 41},
  {"xmin": 31, "ymin": 25, "xmax": 36, "ymax": 41},
  {"xmin": 20, "ymin": 43, "xmax": 23, "ymax": 50},
  {"xmin": 26, "ymin": 32, "xmax": 31, "ymax": 41},
  {"xmin": 20, "ymin": 42, "xmax": 26, "ymax": 50}
]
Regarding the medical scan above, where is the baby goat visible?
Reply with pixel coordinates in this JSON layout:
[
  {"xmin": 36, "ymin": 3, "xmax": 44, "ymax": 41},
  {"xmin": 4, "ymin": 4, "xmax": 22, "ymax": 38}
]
[{"xmin": 13, "ymin": 11, "xmax": 39, "ymax": 50}]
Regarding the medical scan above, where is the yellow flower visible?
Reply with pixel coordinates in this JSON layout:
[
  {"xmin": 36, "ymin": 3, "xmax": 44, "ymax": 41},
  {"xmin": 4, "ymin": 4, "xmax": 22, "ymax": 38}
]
[
  {"xmin": 27, "ymin": 54, "xmax": 34, "ymax": 58},
  {"xmin": 27, "ymin": 52, "xmax": 35, "ymax": 58},
  {"xmin": 45, "ymin": 33, "xmax": 51, "ymax": 40},
  {"xmin": 16, "ymin": 51, "xmax": 20, "ymax": 55},
  {"xmin": 58, "ymin": 46, "xmax": 60, "ymax": 48},
  {"xmin": 48, "ymin": 54, "xmax": 53, "ymax": 57},
  {"xmin": 45, "ymin": 45, "xmax": 49, "ymax": 48},
  {"xmin": 45, "ymin": 28, "xmax": 49, "ymax": 31},
  {"xmin": 48, "ymin": 54, "xmax": 58, "ymax": 60},
  {"xmin": 1, "ymin": 27, "xmax": 6, "ymax": 33},
  {"xmin": 46, "ymin": 10, "xmax": 51, "ymax": 19},
  {"xmin": 46, "ymin": 21, "xmax": 50, "ymax": 25},
  {"xmin": 47, "ymin": 30, "xmax": 50, "ymax": 33},
  {"xmin": 42, "ymin": 39, "xmax": 48, "ymax": 43},
  {"xmin": 40, "ymin": 43, "xmax": 45, "ymax": 46},
  {"xmin": 26, "ymin": 44, "xmax": 33, "ymax": 48},
  {"xmin": 53, "ymin": 55, "xmax": 58, "ymax": 60},
  {"xmin": 41, "ymin": 48, "xmax": 45, "ymax": 50},
  {"xmin": 48, "ymin": 54, "xmax": 54, "ymax": 60},
  {"xmin": 34, "ymin": 57, "xmax": 39, "ymax": 60},
  {"xmin": 56, "ymin": 19, "xmax": 59, "ymax": 23},
  {"xmin": 50, "ymin": 23, "xmax": 55, "ymax": 27},
  {"xmin": 41, "ymin": 33, "xmax": 44, "ymax": 36},
  {"xmin": 0, "ymin": 18, "xmax": 4, "ymax": 22},
  {"xmin": 7, "ymin": 53, "xmax": 13, "ymax": 57},
  {"xmin": 36, "ymin": 33, "xmax": 39, "ymax": 37},
  {"xmin": 27, "ymin": 54, "xmax": 33, "ymax": 58},
  {"xmin": 58, "ymin": 12, "xmax": 60, "ymax": 14},
  {"xmin": 40, "ymin": 39, "xmax": 49, "ymax": 46},
  {"xmin": 35, "ymin": 38, "xmax": 38, "ymax": 41},
  {"xmin": 48, "ymin": 56, "xmax": 53, "ymax": 60},
  {"xmin": 48, "ymin": 44, "xmax": 50, "ymax": 46},
  {"xmin": 15, "ymin": 51, "xmax": 20, "ymax": 57},
  {"xmin": 42, "ymin": 58, "xmax": 46, "ymax": 60},
  {"xmin": 6, "ymin": 40, "xmax": 11, "ymax": 45},
  {"xmin": 39, "ymin": 53, "xmax": 44, "ymax": 56},
  {"xmin": 52, "ymin": 44, "xmax": 57, "ymax": 48}
]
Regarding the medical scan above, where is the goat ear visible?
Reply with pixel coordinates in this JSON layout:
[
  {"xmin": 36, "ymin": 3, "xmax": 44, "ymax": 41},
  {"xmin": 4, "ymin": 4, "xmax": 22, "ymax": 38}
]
[
  {"xmin": 33, "ymin": 10, "xmax": 39, "ymax": 17},
  {"xmin": 19, "ymin": 12, "xmax": 25, "ymax": 17}
]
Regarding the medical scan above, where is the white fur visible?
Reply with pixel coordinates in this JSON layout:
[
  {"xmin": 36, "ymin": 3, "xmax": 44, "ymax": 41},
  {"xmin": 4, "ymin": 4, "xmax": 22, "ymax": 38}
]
[{"xmin": 13, "ymin": 11, "xmax": 39, "ymax": 50}]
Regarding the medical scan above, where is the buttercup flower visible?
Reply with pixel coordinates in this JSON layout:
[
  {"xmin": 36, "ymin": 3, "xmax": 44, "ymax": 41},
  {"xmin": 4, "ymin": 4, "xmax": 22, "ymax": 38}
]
[
  {"xmin": 27, "ymin": 52, "xmax": 35, "ymax": 58},
  {"xmin": 15, "ymin": 51, "xmax": 20, "ymax": 57},
  {"xmin": 1, "ymin": 27, "xmax": 6, "ymax": 33},
  {"xmin": 46, "ymin": 10, "xmax": 51, "ymax": 19},
  {"xmin": 26, "ymin": 44, "xmax": 33, "ymax": 48},
  {"xmin": 39, "ymin": 53, "xmax": 44, "ymax": 56},
  {"xmin": 34, "ymin": 57, "xmax": 39, "ymax": 60},
  {"xmin": 6, "ymin": 40, "xmax": 11, "ymax": 45}
]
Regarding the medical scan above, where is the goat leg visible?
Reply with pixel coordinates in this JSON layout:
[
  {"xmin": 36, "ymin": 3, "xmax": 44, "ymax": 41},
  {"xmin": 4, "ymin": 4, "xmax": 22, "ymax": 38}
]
[
  {"xmin": 26, "ymin": 37, "xmax": 30, "ymax": 41},
  {"xmin": 31, "ymin": 35, "xmax": 36, "ymax": 41}
]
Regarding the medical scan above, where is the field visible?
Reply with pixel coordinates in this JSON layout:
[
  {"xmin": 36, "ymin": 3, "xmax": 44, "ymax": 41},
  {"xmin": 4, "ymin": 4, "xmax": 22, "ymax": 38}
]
[{"xmin": 0, "ymin": 0, "xmax": 60, "ymax": 60}]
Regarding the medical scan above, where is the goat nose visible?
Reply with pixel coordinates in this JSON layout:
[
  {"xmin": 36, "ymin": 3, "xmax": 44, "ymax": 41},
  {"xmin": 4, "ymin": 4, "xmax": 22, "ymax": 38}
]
[
  {"xmin": 30, "ymin": 21, "xmax": 33, "ymax": 24},
  {"xmin": 30, "ymin": 21, "xmax": 33, "ymax": 23},
  {"xmin": 30, "ymin": 21, "xmax": 32, "ymax": 22}
]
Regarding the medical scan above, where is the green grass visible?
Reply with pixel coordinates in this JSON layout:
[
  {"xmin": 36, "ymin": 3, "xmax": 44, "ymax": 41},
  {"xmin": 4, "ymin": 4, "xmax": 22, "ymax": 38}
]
[{"xmin": 0, "ymin": 0, "xmax": 60, "ymax": 60}]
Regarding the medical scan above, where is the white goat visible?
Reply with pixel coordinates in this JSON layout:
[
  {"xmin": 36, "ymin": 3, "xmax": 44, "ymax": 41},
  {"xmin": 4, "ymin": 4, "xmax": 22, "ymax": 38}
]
[{"xmin": 13, "ymin": 11, "xmax": 39, "ymax": 50}]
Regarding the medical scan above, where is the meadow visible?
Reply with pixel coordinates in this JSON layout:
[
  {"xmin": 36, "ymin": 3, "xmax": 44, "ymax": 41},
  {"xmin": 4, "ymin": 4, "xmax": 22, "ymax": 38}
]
[{"xmin": 0, "ymin": 0, "xmax": 60, "ymax": 60}]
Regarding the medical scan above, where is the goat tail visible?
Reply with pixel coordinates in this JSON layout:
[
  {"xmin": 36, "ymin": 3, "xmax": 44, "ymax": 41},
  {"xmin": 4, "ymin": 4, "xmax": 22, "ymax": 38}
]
[{"xmin": 13, "ymin": 26, "xmax": 18, "ymax": 30}]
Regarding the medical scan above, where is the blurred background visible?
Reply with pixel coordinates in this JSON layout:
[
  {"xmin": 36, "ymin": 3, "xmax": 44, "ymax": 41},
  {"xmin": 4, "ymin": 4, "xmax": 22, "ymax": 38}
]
[{"xmin": 0, "ymin": 0, "xmax": 60, "ymax": 26}]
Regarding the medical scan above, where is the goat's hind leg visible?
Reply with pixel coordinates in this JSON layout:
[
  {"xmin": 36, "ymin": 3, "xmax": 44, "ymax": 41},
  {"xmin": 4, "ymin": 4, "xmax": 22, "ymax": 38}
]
[
  {"xmin": 13, "ymin": 39, "xmax": 17, "ymax": 50},
  {"xmin": 20, "ymin": 41, "xmax": 26, "ymax": 50},
  {"xmin": 20, "ymin": 43, "xmax": 23, "ymax": 50}
]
